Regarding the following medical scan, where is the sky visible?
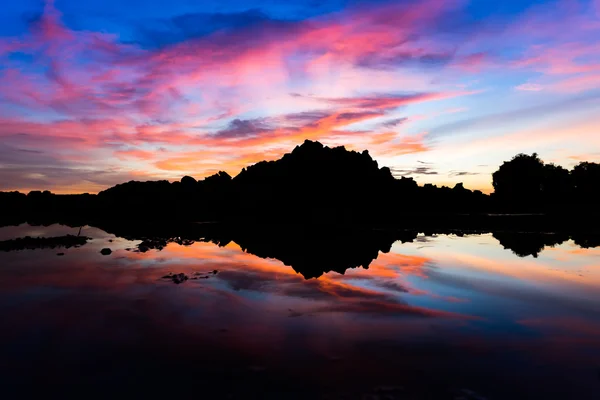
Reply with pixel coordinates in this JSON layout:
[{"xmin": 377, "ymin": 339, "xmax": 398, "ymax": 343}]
[{"xmin": 0, "ymin": 0, "xmax": 599, "ymax": 194}]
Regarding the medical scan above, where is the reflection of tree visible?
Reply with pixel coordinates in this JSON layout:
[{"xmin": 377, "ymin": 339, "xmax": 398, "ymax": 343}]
[
  {"xmin": 0, "ymin": 235, "xmax": 89, "ymax": 252},
  {"xmin": 492, "ymin": 232, "xmax": 569, "ymax": 258}
]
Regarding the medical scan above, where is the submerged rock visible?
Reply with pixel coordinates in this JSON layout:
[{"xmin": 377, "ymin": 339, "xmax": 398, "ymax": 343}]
[
  {"xmin": 100, "ymin": 248, "xmax": 112, "ymax": 255},
  {"xmin": 56, "ymin": 252, "xmax": 65, "ymax": 256},
  {"xmin": 161, "ymin": 272, "xmax": 189, "ymax": 284},
  {"xmin": 172, "ymin": 273, "xmax": 188, "ymax": 284}
]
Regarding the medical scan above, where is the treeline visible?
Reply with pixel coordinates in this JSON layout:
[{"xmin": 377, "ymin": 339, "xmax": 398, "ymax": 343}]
[
  {"xmin": 1, "ymin": 141, "xmax": 599, "ymax": 225},
  {"xmin": 492, "ymin": 153, "xmax": 600, "ymax": 211}
]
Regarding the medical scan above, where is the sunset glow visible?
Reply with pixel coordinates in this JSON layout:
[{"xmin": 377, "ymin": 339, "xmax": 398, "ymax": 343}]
[{"xmin": 1, "ymin": 0, "xmax": 599, "ymax": 193}]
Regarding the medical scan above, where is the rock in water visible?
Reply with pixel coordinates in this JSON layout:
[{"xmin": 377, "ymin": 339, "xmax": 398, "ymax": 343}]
[
  {"xmin": 100, "ymin": 248, "xmax": 112, "ymax": 255},
  {"xmin": 0, "ymin": 235, "xmax": 90, "ymax": 252},
  {"xmin": 172, "ymin": 273, "xmax": 188, "ymax": 284},
  {"xmin": 160, "ymin": 272, "xmax": 189, "ymax": 284}
]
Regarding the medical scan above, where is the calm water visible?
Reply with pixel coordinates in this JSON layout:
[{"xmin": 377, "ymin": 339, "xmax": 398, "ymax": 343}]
[{"xmin": 1, "ymin": 224, "xmax": 599, "ymax": 399}]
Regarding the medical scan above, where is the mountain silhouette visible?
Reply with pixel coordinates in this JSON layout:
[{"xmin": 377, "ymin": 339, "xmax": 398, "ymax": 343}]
[
  {"xmin": 1, "ymin": 140, "xmax": 599, "ymax": 227},
  {"xmin": 229, "ymin": 140, "xmax": 399, "ymax": 223}
]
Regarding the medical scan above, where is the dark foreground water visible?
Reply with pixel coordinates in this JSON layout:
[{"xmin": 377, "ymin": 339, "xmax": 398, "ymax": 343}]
[{"xmin": 1, "ymin": 224, "xmax": 599, "ymax": 399}]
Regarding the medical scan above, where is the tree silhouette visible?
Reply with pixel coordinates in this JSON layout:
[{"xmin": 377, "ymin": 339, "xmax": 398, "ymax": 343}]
[
  {"xmin": 541, "ymin": 163, "xmax": 572, "ymax": 206},
  {"xmin": 492, "ymin": 153, "xmax": 545, "ymax": 210},
  {"xmin": 571, "ymin": 162, "xmax": 600, "ymax": 204},
  {"xmin": 491, "ymin": 154, "xmax": 583, "ymax": 211}
]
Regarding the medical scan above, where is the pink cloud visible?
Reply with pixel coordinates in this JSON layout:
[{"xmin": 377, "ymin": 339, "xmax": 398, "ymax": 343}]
[
  {"xmin": 0, "ymin": 0, "xmax": 473, "ymax": 130},
  {"xmin": 550, "ymin": 73, "xmax": 600, "ymax": 92},
  {"xmin": 513, "ymin": 42, "xmax": 600, "ymax": 75},
  {"xmin": 114, "ymin": 149, "xmax": 157, "ymax": 161},
  {"xmin": 452, "ymin": 52, "xmax": 489, "ymax": 73}
]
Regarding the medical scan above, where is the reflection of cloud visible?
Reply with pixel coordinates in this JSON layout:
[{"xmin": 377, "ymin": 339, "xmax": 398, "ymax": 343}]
[
  {"xmin": 424, "ymin": 249, "xmax": 600, "ymax": 319},
  {"xmin": 519, "ymin": 317, "xmax": 600, "ymax": 337},
  {"xmin": 372, "ymin": 280, "xmax": 410, "ymax": 293},
  {"xmin": 4, "ymin": 226, "xmax": 600, "ymax": 396},
  {"xmin": 311, "ymin": 300, "xmax": 460, "ymax": 318},
  {"xmin": 126, "ymin": 240, "xmax": 460, "ymax": 319}
]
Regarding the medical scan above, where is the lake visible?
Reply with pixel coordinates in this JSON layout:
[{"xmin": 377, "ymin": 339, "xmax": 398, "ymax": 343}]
[{"xmin": 1, "ymin": 223, "xmax": 599, "ymax": 399}]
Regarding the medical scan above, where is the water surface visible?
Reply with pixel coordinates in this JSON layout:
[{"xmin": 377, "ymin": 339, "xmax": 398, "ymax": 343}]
[{"xmin": 1, "ymin": 224, "xmax": 599, "ymax": 399}]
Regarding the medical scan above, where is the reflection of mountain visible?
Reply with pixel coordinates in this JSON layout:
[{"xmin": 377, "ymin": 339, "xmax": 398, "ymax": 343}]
[
  {"xmin": 229, "ymin": 227, "xmax": 418, "ymax": 279},
  {"xmin": 93, "ymin": 221, "xmax": 419, "ymax": 278},
  {"xmin": 493, "ymin": 232, "xmax": 570, "ymax": 258},
  {"xmin": 86, "ymin": 221, "xmax": 600, "ymax": 276}
]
